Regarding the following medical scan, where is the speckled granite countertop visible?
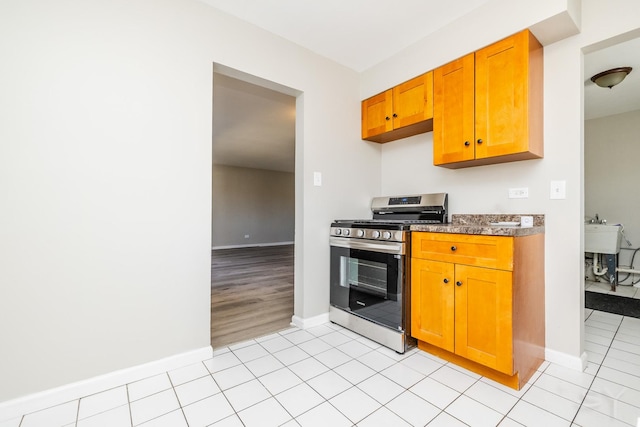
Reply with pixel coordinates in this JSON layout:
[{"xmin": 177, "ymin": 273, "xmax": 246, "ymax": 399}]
[{"xmin": 410, "ymin": 214, "xmax": 545, "ymax": 236}]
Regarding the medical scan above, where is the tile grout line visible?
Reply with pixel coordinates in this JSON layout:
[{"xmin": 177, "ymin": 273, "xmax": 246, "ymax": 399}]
[
  {"xmin": 15, "ymin": 309, "xmax": 640, "ymax": 427},
  {"xmin": 279, "ymin": 332, "xmax": 371, "ymax": 424},
  {"xmin": 209, "ymin": 366, "xmax": 246, "ymax": 426},
  {"xmin": 230, "ymin": 330, "xmax": 347, "ymax": 424},
  {"xmin": 570, "ymin": 312, "xmax": 623, "ymax": 426},
  {"xmin": 73, "ymin": 397, "xmax": 79, "ymax": 427},
  {"xmin": 249, "ymin": 328, "xmax": 408, "ymax": 425},
  {"xmin": 420, "ymin": 364, "xmax": 483, "ymax": 426},
  {"xmin": 228, "ymin": 332, "xmax": 322, "ymax": 424},
  {"xmin": 125, "ymin": 383, "xmax": 133, "ymax": 427},
  {"xmin": 503, "ymin": 359, "xmax": 575, "ymax": 425},
  {"xmin": 173, "ymin": 364, "xmax": 195, "ymax": 427}
]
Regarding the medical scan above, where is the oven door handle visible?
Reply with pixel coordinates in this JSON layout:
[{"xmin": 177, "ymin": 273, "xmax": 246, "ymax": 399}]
[{"xmin": 330, "ymin": 237, "xmax": 405, "ymax": 255}]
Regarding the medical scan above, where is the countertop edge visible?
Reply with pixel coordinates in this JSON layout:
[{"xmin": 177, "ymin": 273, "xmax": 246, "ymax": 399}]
[{"xmin": 410, "ymin": 224, "xmax": 545, "ymax": 237}]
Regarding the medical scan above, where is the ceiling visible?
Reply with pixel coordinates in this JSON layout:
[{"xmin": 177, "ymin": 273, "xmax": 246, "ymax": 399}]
[
  {"xmin": 213, "ymin": 73, "xmax": 295, "ymax": 173},
  {"xmin": 201, "ymin": 0, "xmax": 491, "ymax": 73},
  {"xmin": 208, "ymin": 1, "xmax": 640, "ymax": 172},
  {"xmin": 584, "ymin": 36, "xmax": 640, "ymax": 120}
]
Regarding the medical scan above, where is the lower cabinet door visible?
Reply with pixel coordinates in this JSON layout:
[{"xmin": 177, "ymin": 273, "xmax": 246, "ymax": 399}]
[
  {"xmin": 411, "ymin": 258, "xmax": 455, "ymax": 352},
  {"xmin": 454, "ymin": 264, "xmax": 514, "ymax": 374}
]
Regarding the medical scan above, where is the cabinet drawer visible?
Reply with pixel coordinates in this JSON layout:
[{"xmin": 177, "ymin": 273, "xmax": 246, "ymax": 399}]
[{"xmin": 412, "ymin": 232, "xmax": 514, "ymax": 270}]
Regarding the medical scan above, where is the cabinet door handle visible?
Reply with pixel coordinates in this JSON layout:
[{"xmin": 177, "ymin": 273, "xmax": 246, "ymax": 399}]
[
  {"xmin": 450, "ymin": 246, "xmax": 457, "ymax": 251},
  {"xmin": 456, "ymin": 281, "xmax": 462, "ymax": 287},
  {"xmin": 392, "ymin": 113, "xmax": 398, "ymax": 118},
  {"xmin": 477, "ymin": 139, "xmax": 483, "ymax": 144},
  {"xmin": 443, "ymin": 278, "xmax": 449, "ymax": 284},
  {"xmin": 385, "ymin": 116, "xmax": 390, "ymax": 121},
  {"xmin": 464, "ymin": 141, "xmax": 470, "ymax": 146}
]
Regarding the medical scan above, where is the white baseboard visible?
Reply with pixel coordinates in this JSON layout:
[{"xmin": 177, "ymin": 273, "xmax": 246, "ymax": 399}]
[
  {"xmin": 212, "ymin": 241, "xmax": 294, "ymax": 250},
  {"xmin": 545, "ymin": 348, "xmax": 588, "ymax": 372},
  {"xmin": 291, "ymin": 312, "xmax": 330, "ymax": 329},
  {"xmin": 0, "ymin": 346, "xmax": 212, "ymax": 423}
]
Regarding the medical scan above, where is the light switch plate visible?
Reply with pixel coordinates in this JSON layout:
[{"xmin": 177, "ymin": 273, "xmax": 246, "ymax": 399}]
[
  {"xmin": 313, "ymin": 171, "xmax": 322, "ymax": 187},
  {"xmin": 550, "ymin": 180, "xmax": 566, "ymax": 199}
]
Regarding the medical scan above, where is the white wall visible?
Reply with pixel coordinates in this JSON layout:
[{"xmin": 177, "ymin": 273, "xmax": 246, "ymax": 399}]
[
  {"xmin": 2, "ymin": 0, "xmax": 639, "ymax": 405},
  {"xmin": 585, "ymin": 109, "xmax": 640, "ymax": 273},
  {"xmin": 365, "ymin": 0, "xmax": 640, "ymax": 368},
  {"xmin": 212, "ymin": 165, "xmax": 294, "ymax": 247},
  {"xmin": 0, "ymin": 0, "xmax": 380, "ymax": 402}
]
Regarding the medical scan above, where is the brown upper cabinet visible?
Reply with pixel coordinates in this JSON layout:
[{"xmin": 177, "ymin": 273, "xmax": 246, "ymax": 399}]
[
  {"xmin": 433, "ymin": 29, "xmax": 543, "ymax": 168},
  {"xmin": 361, "ymin": 71, "xmax": 433, "ymax": 143}
]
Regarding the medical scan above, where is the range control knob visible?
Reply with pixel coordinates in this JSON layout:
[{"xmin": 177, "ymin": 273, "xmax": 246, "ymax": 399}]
[
  {"xmin": 334, "ymin": 228, "xmax": 342, "ymax": 235},
  {"xmin": 372, "ymin": 230, "xmax": 381, "ymax": 238},
  {"xmin": 382, "ymin": 231, "xmax": 392, "ymax": 240},
  {"xmin": 343, "ymin": 229, "xmax": 350, "ymax": 236},
  {"xmin": 356, "ymin": 229, "xmax": 365, "ymax": 237}
]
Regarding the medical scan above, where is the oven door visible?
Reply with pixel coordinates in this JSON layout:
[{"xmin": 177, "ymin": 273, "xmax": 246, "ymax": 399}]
[{"xmin": 329, "ymin": 237, "xmax": 405, "ymax": 331}]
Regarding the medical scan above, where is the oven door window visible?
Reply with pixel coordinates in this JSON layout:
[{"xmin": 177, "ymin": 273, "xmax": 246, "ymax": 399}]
[
  {"xmin": 330, "ymin": 246, "xmax": 403, "ymax": 330},
  {"xmin": 341, "ymin": 257, "xmax": 389, "ymax": 297}
]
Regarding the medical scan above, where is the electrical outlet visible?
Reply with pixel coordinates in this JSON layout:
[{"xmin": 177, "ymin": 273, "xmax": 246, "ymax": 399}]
[
  {"xmin": 508, "ymin": 187, "xmax": 529, "ymax": 199},
  {"xmin": 244, "ymin": 234, "xmax": 250, "ymax": 239},
  {"xmin": 521, "ymin": 216, "xmax": 534, "ymax": 228}
]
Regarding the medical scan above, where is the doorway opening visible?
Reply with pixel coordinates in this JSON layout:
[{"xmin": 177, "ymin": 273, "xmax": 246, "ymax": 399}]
[
  {"xmin": 584, "ymin": 35, "xmax": 640, "ymax": 317},
  {"xmin": 211, "ymin": 68, "xmax": 298, "ymax": 348}
]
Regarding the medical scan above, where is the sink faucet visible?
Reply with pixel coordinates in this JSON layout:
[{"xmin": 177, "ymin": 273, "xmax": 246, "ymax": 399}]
[{"xmin": 588, "ymin": 214, "xmax": 604, "ymax": 224}]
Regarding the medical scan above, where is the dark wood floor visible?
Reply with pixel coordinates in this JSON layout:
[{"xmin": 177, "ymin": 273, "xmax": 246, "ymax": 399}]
[{"xmin": 211, "ymin": 244, "xmax": 294, "ymax": 349}]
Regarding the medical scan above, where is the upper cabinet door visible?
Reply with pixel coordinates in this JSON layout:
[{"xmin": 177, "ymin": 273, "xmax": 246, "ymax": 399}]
[
  {"xmin": 361, "ymin": 89, "xmax": 393, "ymax": 140},
  {"xmin": 475, "ymin": 30, "xmax": 543, "ymax": 161},
  {"xmin": 433, "ymin": 53, "xmax": 475, "ymax": 165},
  {"xmin": 392, "ymin": 71, "xmax": 434, "ymax": 130},
  {"xmin": 433, "ymin": 29, "xmax": 543, "ymax": 168},
  {"xmin": 361, "ymin": 72, "xmax": 433, "ymax": 143}
]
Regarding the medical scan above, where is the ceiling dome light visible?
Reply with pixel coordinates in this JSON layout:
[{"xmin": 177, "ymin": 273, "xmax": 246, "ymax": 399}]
[{"xmin": 590, "ymin": 67, "xmax": 633, "ymax": 89}]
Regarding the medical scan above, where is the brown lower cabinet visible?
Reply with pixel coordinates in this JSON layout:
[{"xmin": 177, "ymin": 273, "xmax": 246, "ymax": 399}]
[{"xmin": 411, "ymin": 232, "xmax": 545, "ymax": 390}]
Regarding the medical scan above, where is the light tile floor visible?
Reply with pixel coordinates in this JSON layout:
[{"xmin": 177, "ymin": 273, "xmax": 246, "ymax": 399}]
[
  {"xmin": 586, "ymin": 279, "xmax": 640, "ymax": 299},
  {"xmin": 4, "ymin": 309, "xmax": 640, "ymax": 426}
]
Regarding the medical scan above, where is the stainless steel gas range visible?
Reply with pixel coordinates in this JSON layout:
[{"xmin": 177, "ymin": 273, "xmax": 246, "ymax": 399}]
[{"xmin": 329, "ymin": 193, "xmax": 448, "ymax": 353}]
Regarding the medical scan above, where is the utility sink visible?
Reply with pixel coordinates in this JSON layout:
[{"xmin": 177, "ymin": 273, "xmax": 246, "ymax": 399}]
[{"xmin": 585, "ymin": 224, "xmax": 622, "ymax": 254}]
